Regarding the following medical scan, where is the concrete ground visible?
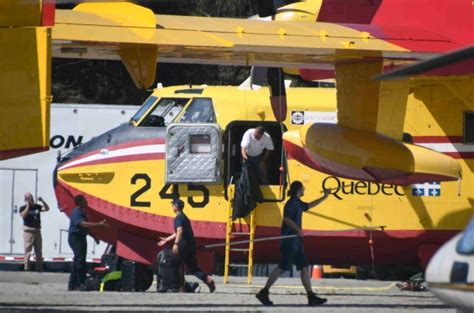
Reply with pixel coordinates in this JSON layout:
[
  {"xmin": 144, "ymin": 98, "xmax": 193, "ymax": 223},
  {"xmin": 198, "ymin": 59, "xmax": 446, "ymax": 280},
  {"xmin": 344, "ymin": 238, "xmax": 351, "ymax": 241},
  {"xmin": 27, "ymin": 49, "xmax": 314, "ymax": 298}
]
[{"xmin": 0, "ymin": 271, "xmax": 454, "ymax": 313}]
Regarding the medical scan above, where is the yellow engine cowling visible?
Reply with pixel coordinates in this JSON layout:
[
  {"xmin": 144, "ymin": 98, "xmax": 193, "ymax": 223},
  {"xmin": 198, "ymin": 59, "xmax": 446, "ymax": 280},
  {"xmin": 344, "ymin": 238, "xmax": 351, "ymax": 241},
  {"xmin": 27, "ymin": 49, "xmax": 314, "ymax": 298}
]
[{"xmin": 283, "ymin": 123, "xmax": 462, "ymax": 185}]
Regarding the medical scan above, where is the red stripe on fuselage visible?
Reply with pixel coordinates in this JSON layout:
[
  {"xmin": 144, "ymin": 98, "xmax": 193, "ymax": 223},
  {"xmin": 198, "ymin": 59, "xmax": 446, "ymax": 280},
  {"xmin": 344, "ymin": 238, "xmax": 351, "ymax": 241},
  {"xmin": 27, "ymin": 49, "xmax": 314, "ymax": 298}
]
[
  {"xmin": 444, "ymin": 152, "xmax": 474, "ymax": 159},
  {"xmin": 60, "ymin": 153, "xmax": 165, "ymax": 170},
  {"xmin": 55, "ymin": 180, "xmax": 460, "ymax": 267},
  {"xmin": 412, "ymin": 136, "xmax": 463, "ymax": 144},
  {"xmin": 59, "ymin": 138, "xmax": 165, "ymax": 168}
]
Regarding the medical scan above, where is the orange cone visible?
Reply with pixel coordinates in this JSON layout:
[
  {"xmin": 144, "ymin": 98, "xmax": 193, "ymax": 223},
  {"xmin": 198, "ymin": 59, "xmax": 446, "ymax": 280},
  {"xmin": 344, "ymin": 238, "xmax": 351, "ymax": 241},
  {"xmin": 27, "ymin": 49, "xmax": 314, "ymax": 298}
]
[{"xmin": 312, "ymin": 265, "xmax": 323, "ymax": 279}]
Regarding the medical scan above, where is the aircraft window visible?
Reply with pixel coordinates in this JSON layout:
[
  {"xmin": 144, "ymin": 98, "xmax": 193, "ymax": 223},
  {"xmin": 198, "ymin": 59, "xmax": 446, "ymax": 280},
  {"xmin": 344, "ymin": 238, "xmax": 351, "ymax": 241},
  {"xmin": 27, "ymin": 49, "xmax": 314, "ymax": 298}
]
[
  {"xmin": 130, "ymin": 96, "xmax": 158, "ymax": 123},
  {"xmin": 464, "ymin": 112, "xmax": 474, "ymax": 144},
  {"xmin": 139, "ymin": 98, "xmax": 189, "ymax": 127},
  {"xmin": 456, "ymin": 218, "xmax": 474, "ymax": 255},
  {"xmin": 175, "ymin": 89, "xmax": 204, "ymax": 94},
  {"xmin": 190, "ymin": 134, "xmax": 211, "ymax": 154},
  {"xmin": 178, "ymin": 98, "xmax": 216, "ymax": 123}
]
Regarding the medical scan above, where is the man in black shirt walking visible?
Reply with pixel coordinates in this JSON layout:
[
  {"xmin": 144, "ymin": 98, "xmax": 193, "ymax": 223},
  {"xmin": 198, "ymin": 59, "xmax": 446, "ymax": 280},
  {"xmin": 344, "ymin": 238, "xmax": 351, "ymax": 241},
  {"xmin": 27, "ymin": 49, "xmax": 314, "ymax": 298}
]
[
  {"xmin": 256, "ymin": 181, "xmax": 330, "ymax": 306},
  {"xmin": 19, "ymin": 193, "xmax": 49, "ymax": 271},
  {"xmin": 158, "ymin": 199, "xmax": 215, "ymax": 293}
]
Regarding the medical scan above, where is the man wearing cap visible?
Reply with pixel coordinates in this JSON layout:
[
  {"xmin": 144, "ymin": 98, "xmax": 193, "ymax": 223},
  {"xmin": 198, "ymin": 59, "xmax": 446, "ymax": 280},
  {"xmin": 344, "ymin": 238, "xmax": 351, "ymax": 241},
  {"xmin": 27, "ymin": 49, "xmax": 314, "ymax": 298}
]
[{"xmin": 158, "ymin": 199, "xmax": 215, "ymax": 293}]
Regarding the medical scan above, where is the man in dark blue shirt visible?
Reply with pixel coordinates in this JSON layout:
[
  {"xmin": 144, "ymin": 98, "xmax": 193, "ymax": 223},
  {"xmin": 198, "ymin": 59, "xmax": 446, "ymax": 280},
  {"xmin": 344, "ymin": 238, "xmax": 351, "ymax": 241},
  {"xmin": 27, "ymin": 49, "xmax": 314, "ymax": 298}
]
[
  {"xmin": 68, "ymin": 195, "xmax": 109, "ymax": 291},
  {"xmin": 19, "ymin": 193, "xmax": 49, "ymax": 271},
  {"xmin": 256, "ymin": 181, "xmax": 330, "ymax": 306},
  {"xmin": 158, "ymin": 199, "xmax": 215, "ymax": 293}
]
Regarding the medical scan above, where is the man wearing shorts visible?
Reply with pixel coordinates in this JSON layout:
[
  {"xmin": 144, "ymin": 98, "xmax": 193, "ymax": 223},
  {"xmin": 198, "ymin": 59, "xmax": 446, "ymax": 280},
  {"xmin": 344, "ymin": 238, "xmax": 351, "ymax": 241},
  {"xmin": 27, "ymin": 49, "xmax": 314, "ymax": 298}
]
[{"xmin": 256, "ymin": 181, "xmax": 330, "ymax": 306}]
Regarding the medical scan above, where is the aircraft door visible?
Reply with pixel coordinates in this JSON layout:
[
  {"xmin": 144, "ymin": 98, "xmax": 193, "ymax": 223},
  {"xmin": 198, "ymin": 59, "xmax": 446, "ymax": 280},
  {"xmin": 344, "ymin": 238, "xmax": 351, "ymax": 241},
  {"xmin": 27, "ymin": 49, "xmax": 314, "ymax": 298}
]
[
  {"xmin": 224, "ymin": 121, "xmax": 288, "ymax": 202},
  {"xmin": 166, "ymin": 123, "xmax": 222, "ymax": 183}
]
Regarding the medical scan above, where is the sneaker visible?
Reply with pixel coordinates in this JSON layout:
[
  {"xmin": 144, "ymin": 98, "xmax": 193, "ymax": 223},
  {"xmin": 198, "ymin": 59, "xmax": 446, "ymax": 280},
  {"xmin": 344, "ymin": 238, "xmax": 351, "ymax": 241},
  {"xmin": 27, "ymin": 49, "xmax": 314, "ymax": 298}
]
[
  {"xmin": 307, "ymin": 292, "xmax": 327, "ymax": 306},
  {"xmin": 256, "ymin": 289, "xmax": 273, "ymax": 306},
  {"xmin": 206, "ymin": 277, "xmax": 216, "ymax": 293}
]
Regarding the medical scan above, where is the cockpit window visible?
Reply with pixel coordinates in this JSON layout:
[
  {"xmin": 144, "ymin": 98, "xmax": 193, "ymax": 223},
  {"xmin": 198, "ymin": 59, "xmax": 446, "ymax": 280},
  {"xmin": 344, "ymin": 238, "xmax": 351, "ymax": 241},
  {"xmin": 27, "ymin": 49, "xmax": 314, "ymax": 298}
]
[
  {"xmin": 178, "ymin": 98, "xmax": 216, "ymax": 123},
  {"xmin": 456, "ymin": 217, "xmax": 474, "ymax": 255},
  {"xmin": 139, "ymin": 98, "xmax": 189, "ymax": 127},
  {"xmin": 130, "ymin": 96, "xmax": 158, "ymax": 124}
]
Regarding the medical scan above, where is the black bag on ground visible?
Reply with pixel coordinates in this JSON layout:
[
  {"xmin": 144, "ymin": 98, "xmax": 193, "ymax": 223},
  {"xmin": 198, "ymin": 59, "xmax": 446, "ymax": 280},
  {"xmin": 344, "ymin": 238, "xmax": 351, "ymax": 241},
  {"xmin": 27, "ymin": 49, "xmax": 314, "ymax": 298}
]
[
  {"xmin": 121, "ymin": 260, "xmax": 153, "ymax": 292},
  {"xmin": 83, "ymin": 276, "xmax": 101, "ymax": 291},
  {"xmin": 156, "ymin": 248, "xmax": 183, "ymax": 292}
]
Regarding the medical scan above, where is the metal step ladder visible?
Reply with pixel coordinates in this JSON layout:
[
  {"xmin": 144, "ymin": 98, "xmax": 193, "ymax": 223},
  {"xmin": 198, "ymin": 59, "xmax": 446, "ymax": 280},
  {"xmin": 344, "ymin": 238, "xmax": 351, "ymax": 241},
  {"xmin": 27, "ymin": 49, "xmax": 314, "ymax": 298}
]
[{"xmin": 223, "ymin": 185, "xmax": 257, "ymax": 285}]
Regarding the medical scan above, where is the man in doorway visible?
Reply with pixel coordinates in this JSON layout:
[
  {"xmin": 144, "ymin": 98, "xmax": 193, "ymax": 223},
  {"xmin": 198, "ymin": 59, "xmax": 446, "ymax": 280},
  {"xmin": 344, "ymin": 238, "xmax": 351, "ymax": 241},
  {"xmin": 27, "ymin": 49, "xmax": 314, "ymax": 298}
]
[
  {"xmin": 19, "ymin": 193, "xmax": 49, "ymax": 271},
  {"xmin": 241, "ymin": 126, "xmax": 274, "ymax": 185},
  {"xmin": 68, "ymin": 195, "xmax": 109, "ymax": 291},
  {"xmin": 158, "ymin": 199, "xmax": 215, "ymax": 293},
  {"xmin": 256, "ymin": 181, "xmax": 330, "ymax": 306}
]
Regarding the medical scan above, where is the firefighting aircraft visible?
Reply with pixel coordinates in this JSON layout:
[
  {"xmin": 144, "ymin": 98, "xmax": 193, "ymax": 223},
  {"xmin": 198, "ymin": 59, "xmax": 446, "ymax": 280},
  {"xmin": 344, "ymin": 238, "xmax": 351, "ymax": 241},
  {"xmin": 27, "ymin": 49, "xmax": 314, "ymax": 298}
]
[{"xmin": 3, "ymin": 0, "xmax": 474, "ymax": 281}]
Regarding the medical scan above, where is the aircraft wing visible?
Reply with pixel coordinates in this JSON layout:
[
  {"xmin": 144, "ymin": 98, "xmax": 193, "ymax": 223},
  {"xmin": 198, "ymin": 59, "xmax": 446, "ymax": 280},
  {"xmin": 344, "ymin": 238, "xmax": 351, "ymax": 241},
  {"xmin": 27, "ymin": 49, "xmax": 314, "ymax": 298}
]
[
  {"xmin": 51, "ymin": 2, "xmax": 457, "ymax": 88},
  {"xmin": 51, "ymin": 2, "xmax": 467, "ymax": 185}
]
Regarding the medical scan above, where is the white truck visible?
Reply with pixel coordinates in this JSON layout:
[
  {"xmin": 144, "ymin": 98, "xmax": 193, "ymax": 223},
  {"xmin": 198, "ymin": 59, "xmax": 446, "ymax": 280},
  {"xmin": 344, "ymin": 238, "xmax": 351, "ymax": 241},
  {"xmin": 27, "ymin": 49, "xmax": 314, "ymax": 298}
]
[{"xmin": 0, "ymin": 103, "xmax": 137, "ymax": 265}]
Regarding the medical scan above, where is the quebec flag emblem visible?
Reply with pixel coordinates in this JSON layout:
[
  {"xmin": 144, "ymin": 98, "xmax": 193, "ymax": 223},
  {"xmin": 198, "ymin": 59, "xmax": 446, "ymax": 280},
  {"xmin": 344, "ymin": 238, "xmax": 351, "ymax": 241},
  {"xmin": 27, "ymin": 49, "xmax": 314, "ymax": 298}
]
[{"xmin": 412, "ymin": 182, "xmax": 441, "ymax": 197}]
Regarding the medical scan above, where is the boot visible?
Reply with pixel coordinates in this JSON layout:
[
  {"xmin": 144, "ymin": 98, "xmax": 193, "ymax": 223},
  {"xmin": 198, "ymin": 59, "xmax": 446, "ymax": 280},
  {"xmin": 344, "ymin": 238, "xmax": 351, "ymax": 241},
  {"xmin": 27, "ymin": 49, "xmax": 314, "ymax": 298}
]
[
  {"xmin": 308, "ymin": 292, "xmax": 327, "ymax": 306},
  {"xmin": 205, "ymin": 276, "xmax": 216, "ymax": 293},
  {"xmin": 256, "ymin": 288, "xmax": 273, "ymax": 306}
]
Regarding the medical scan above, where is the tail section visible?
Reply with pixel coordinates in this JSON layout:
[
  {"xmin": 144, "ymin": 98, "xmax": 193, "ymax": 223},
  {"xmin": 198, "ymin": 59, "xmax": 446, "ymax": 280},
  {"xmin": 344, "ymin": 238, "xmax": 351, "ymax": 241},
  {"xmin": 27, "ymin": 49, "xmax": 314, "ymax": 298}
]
[{"xmin": 316, "ymin": 0, "xmax": 473, "ymax": 44}]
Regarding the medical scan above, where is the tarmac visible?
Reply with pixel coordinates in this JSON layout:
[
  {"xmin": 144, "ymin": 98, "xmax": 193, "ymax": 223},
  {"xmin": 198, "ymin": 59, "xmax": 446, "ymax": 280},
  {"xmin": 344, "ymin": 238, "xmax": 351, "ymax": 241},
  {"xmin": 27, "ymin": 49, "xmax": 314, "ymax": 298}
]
[{"xmin": 0, "ymin": 271, "xmax": 454, "ymax": 313}]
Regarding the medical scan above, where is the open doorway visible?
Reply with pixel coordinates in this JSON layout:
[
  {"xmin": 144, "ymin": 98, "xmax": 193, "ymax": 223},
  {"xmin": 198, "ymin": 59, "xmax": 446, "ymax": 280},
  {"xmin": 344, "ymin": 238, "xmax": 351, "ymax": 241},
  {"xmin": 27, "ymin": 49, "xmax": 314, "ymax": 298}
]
[{"xmin": 224, "ymin": 121, "xmax": 287, "ymax": 199}]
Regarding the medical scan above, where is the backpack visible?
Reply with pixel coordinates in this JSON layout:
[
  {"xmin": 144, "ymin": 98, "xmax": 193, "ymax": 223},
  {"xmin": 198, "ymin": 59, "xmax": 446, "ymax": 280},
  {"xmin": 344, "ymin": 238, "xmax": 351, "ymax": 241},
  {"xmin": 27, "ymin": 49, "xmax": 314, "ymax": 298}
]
[{"xmin": 156, "ymin": 248, "xmax": 183, "ymax": 292}]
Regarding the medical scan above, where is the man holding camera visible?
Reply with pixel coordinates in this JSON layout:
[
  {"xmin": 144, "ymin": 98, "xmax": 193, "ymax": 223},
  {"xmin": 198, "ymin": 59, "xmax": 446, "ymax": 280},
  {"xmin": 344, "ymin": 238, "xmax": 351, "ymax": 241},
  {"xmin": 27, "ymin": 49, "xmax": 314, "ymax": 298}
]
[{"xmin": 19, "ymin": 193, "xmax": 49, "ymax": 271}]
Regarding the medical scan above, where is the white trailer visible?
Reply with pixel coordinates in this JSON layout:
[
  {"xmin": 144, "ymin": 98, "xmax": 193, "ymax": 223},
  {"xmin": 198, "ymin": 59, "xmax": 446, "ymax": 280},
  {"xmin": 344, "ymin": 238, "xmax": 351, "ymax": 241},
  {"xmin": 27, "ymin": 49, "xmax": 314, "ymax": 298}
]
[{"xmin": 0, "ymin": 103, "xmax": 137, "ymax": 262}]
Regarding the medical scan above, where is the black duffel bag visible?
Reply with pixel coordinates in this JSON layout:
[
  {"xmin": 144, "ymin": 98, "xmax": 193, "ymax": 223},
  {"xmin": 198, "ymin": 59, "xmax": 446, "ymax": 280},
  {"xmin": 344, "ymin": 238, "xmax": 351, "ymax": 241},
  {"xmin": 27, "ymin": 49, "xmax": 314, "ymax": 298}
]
[{"xmin": 156, "ymin": 248, "xmax": 183, "ymax": 292}]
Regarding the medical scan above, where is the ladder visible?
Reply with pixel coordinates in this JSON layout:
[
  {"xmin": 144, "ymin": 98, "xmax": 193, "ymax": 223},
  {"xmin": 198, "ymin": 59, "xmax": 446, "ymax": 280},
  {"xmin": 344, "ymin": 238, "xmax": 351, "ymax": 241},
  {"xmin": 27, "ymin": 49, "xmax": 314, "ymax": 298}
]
[{"xmin": 223, "ymin": 185, "xmax": 257, "ymax": 285}]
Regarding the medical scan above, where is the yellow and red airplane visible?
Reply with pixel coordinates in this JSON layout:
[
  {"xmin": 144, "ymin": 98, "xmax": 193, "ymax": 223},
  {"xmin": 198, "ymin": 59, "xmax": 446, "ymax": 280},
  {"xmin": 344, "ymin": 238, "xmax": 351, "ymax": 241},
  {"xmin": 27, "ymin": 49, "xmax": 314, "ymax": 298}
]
[{"xmin": 2, "ymin": 0, "xmax": 474, "ymax": 279}]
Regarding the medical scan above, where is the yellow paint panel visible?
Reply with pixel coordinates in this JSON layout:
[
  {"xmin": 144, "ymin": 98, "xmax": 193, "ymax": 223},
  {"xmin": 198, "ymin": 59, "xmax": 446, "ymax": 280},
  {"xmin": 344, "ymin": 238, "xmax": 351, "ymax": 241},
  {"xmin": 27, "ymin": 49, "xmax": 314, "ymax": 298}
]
[
  {"xmin": 73, "ymin": 3, "xmax": 156, "ymax": 29},
  {"xmin": 336, "ymin": 59, "xmax": 383, "ymax": 133},
  {"xmin": 377, "ymin": 79, "xmax": 410, "ymax": 139},
  {"xmin": 118, "ymin": 44, "xmax": 158, "ymax": 89},
  {"xmin": 335, "ymin": 55, "xmax": 410, "ymax": 140},
  {"xmin": 0, "ymin": 1, "xmax": 42, "ymax": 27},
  {"xmin": 0, "ymin": 27, "xmax": 51, "ymax": 159}
]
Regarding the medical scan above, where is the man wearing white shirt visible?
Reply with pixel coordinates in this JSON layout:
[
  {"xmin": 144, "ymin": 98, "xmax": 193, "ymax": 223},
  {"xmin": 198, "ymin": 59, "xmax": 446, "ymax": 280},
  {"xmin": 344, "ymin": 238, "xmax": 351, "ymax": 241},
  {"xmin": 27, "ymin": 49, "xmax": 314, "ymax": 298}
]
[{"xmin": 241, "ymin": 126, "xmax": 274, "ymax": 185}]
